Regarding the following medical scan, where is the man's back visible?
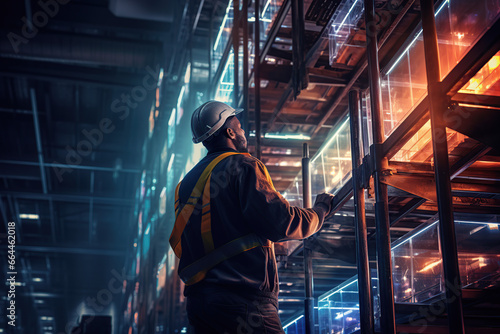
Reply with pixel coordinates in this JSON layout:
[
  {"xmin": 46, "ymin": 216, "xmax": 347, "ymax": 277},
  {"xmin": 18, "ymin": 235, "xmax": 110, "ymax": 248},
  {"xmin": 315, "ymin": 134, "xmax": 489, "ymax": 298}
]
[
  {"xmin": 172, "ymin": 100, "xmax": 334, "ymax": 333},
  {"xmin": 177, "ymin": 147, "xmax": 326, "ymax": 298}
]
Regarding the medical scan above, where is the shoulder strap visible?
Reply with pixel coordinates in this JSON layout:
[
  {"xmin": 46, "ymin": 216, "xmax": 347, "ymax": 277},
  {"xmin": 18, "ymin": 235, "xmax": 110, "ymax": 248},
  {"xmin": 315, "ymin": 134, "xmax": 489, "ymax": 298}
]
[{"xmin": 169, "ymin": 152, "xmax": 244, "ymax": 258}]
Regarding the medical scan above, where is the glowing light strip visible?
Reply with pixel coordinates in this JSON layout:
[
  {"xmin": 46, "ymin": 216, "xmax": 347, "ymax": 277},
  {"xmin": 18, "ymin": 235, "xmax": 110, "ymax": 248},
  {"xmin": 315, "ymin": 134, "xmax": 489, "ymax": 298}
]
[
  {"xmin": 248, "ymin": 17, "xmax": 272, "ymax": 22},
  {"xmin": 455, "ymin": 220, "xmax": 499, "ymax": 225},
  {"xmin": 249, "ymin": 132, "xmax": 311, "ymax": 140},
  {"xmin": 20, "ymin": 213, "xmax": 39, "ymax": 219},
  {"xmin": 215, "ymin": 52, "xmax": 235, "ymax": 100},
  {"xmin": 168, "ymin": 108, "xmax": 176, "ymax": 127},
  {"xmin": 283, "ymin": 315, "xmax": 304, "ymax": 329},
  {"xmin": 311, "ymin": 117, "xmax": 350, "ymax": 163},
  {"xmin": 177, "ymin": 86, "xmax": 186, "ymax": 110},
  {"xmin": 335, "ymin": 309, "xmax": 353, "ymax": 319},
  {"xmin": 335, "ymin": 0, "xmax": 360, "ymax": 34},
  {"xmin": 320, "ymin": 220, "xmax": 452, "ymax": 301},
  {"xmin": 391, "ymin": 221, "xmax": 437, "ymax": 250},
  {"xmin": 386, "ymin": 0, "xmax": 449, "ymax": 75},
  {"xmin": 213, "ymin": 0, "xmax": 233, "ymax": 52},
  {"xmin": 319, "ymin": 278, "xmax": 358, "ymax": 301},
  {"xmin": 167, "ymin": 153, "xmax": 176, "ymax": 172},
  {"xmin": 261, "ymin": 0, "xmax": 272, "ymax": 18}
]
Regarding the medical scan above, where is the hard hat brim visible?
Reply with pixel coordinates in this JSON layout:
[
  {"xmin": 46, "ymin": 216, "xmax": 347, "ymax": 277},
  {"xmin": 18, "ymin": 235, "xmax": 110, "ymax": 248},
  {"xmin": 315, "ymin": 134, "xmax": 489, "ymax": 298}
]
[{"xmin": 192, "ymin": 107, "xmax": 244, "ymax": 143}]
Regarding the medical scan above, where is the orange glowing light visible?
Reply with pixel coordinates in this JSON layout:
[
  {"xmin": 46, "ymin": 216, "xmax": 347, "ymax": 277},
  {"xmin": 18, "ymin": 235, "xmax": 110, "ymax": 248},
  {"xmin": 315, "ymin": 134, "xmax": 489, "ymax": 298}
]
[
  {"xmin": 472, "ymin": 257, "xmax": 488, "ymax": 268},
  {"xmin": 488, "ymin": 56, "xmax": 500, "ymax": 71},
  {"xmin": 459, "ymin": 51, "xmax": 500, "ymax": 95},
  {"xmin": 417, "ymin": 259, "xmax": 442, "ymax": 273}
]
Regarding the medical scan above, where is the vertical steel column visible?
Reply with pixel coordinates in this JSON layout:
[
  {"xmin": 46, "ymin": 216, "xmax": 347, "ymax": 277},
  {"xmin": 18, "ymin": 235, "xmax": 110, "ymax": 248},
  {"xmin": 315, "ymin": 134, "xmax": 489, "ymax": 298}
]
[
  {"xmin": 291, "ymin": 0, "xmax": 306, "ymax": 97},
  {"xmin": 233, "ymin": 0, "xmax": 240, "ymax": 106},
  {"xmin": 420, "ymin": 0, "xmax": 465, "ymax": 332},
  {"xmin": 349, "ymin": 90, "xmax": 374, "ymax": 334},
  {"xmin": 208, "ymin": 10, "xmax": 213, "ymax": 89},
  {"xmin": 254, "ymin": 0, "xmax": 262, "ymax": 160},
  {"xmin": 242, "ymin": 0, "xmax": 249, "ymax": 135},
  {"xmin": 363, "ymin": 0, "xmax": 396, "ymax": 332},
  {"xmin": 30, "ymin": 88, "xmax": 48, "ymax": 195},
  {"xmin": 302, "ymin": 143, "xmax": 314, "ymax": 334}
]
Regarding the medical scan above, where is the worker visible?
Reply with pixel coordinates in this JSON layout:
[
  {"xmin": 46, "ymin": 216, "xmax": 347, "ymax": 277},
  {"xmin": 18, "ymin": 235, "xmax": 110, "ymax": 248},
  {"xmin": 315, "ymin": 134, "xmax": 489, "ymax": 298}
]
[{"xmin": 169, "ymin": 100, "xmax": 335, "ymax": 334}]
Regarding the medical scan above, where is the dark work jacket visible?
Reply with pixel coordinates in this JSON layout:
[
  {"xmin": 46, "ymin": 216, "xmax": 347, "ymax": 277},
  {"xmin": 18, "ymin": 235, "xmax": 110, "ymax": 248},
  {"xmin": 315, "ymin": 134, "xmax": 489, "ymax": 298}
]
[{"xmin": 177, "ymin": 147, "xmax": 327, "ymax": 300}]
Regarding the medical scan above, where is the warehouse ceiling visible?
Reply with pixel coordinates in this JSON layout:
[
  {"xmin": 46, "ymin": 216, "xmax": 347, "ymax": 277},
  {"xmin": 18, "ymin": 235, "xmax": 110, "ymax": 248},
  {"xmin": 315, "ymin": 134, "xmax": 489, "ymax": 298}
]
[{"xmin": 0, "ymin": 0, "xmax": 219, "ymax": 332}]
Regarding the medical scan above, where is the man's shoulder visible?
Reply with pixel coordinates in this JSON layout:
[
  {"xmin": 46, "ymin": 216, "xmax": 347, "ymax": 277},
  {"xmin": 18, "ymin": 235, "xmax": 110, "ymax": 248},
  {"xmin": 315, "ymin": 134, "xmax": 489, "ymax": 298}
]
[{"xmin": 220, "ymin": 153, "xmax": 263, "ymax": 171}]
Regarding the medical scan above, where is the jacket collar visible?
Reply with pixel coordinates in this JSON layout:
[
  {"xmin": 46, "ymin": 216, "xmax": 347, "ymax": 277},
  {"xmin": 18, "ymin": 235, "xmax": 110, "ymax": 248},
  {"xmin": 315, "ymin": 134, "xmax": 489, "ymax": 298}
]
[{"xmin": 207, "ymin": 146, "xmax": 239, "ymax": 155}]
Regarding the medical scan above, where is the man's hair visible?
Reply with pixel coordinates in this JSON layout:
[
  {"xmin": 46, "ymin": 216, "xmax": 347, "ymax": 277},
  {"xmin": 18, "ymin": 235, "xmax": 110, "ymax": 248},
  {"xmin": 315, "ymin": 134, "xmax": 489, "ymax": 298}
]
[{"xmin": 202, "ymin": 116, "xmax": 235, "ymax": 150}]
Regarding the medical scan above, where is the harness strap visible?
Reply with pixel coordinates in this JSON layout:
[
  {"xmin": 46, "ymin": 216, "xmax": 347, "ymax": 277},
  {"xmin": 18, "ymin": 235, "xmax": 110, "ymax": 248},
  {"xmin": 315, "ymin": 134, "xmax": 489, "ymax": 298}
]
[
  {"xmin": 179, "ymin": 233, "xmax": 263, "ymax": 286},
  {"xmin": 169, "ymin": 152, "xmax": 242, "ymax": 258}
]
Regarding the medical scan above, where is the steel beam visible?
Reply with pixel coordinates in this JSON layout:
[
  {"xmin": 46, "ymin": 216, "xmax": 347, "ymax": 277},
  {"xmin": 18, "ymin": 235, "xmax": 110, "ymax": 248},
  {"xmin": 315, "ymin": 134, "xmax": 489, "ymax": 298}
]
[
  {"xmin": 301, "ymin": 144, "xmax": 314, "ymax": 334},
  {"xmin": 310, "ymin": 0, "xmax": 416, "ymax": 137},
  {"xmin": 442, "ymin": 17, "xmax": 500, "ymax": 95},
  {"xmin": 390, "ymin": 198, "xmax": 426, "ymax": 226},
  {"xmin": 348, "ymin": 90, "xmax": 374, "ymax": 334},
  {"xmin": 242, "ymin": 0, "xmax": 249, "ymax": 135},
  {"xmin": 233, "ymin": 0, "xmax": 240, "ymax": 106},
  {"xmin": 259, "ymin": 0, "xmax": 292, "ymax": 65},
  {"xmin": 0, "ymin": 160, "xmax": 140, "ymax": 174},
  {"xmin": 388, "ymin": 145, "xmax": 491, "ymax": 226},
  {"xmin": 451, "ymin": 93, "xmax": 500, "ymax": 109},
  {"xmin": 0, "ymin": 244, "xmax": 125, "ymax": 256},
  {"xmin": 365, "ymin": 0, "xmax": 396, "ymax": 332},
  {"xmin": 382, "ymin": 98, "xmax": 429, "ymax": 159},
  {"xmin": 291, "ymin": 0, "xmax": 306, "ymax": 98},
  {"xmin": 381, "ymin": 174, "xmax": 500, "ymax": 201},
  {"xmin": 0, "ymin": 58, "xmax": 148, "ymax": 89},
  {"xmin": 0, "ymin": 191, "xmax": 134, "ymax": 206},
  {"xmin": 254, "ymin": 0, "xmax": 262, "ymax": 160},
  {"xmin": 421, "ymin": 0, "xmax": 464, "ymax": 331},
  {"xmin": 442, "ymin": 106, "xmax": 500, "ymax": 151}
]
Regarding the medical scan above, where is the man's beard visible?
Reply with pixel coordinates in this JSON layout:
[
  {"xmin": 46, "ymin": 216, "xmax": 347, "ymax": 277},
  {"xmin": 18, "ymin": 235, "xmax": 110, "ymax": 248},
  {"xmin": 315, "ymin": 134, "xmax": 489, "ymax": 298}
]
[{"xmin": 234, "ymin": 133, "xmax": 248, "ymax": 153}]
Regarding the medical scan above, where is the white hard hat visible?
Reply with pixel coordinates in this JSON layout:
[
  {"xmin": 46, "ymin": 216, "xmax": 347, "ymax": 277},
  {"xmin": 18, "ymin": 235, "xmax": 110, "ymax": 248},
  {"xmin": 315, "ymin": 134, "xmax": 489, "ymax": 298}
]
[{"xmin": 190, "ymin": 101, "xmax": 243, "ymax": 143}]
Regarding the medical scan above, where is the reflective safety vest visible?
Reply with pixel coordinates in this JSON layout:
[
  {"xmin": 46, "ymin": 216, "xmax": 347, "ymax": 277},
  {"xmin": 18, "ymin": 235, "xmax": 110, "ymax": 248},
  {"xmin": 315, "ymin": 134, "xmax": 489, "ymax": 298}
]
[{"xmin": 169, "ymin": 151, "xmax": 276, "ymax": 286}]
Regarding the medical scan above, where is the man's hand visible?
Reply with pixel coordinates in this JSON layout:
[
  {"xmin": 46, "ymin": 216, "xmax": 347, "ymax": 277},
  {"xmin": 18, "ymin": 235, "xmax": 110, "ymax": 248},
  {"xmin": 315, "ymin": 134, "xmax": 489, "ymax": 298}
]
[{"xmin": 313, "ymin": 192, "xmax": 335, "ymax": 217}]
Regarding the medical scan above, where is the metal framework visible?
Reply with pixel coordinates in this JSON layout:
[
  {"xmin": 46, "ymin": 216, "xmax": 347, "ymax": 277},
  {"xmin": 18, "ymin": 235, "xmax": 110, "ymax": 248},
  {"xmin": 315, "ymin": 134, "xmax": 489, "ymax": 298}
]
[{"xmin": 135, "ymin": 0, "xmax": 500, "ymax": 331}]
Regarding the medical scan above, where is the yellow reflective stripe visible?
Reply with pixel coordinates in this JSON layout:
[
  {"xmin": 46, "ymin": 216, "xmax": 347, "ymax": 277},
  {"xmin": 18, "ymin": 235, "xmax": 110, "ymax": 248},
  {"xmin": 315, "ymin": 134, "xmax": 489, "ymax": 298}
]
[
  {"xmin": 200, "ymin": 174, "xmax": 214, "ymax": 254},
  {"xmin": 180, "ymin": 233, "xmax": 263, "ymax": 286},
  {"xmin": 169, "ymin": 152, "xmax": 245, "ymax": 258},
  {"xmin": 184, "ymin": 269, "xmax": 209, "ymax": 286}
]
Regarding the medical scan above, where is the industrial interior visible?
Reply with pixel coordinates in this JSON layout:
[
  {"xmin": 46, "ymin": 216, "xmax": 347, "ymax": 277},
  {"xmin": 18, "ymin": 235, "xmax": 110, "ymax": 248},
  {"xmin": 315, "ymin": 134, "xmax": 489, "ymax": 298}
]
[{"xmin": 1, "ymin": 0, "xmax": 500, "ymax": 333}]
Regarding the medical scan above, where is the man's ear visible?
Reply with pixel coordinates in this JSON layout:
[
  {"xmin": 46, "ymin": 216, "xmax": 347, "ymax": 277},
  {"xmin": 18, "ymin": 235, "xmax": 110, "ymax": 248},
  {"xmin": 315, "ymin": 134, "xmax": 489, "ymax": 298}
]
[{"xmin": 225, "ymin": 127, "xmax": 236, "ymax": 139}]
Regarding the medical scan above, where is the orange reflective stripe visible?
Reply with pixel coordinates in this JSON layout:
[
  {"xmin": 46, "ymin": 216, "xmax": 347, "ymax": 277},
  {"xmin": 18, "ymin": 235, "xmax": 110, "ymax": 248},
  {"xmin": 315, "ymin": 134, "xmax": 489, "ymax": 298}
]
[
  {"xmin": 200, "ymin": 174, "xmax": 214, "ymax": 254},
  {"xmin": 257, "ymin": 160, "xmax": 276, "ymax": 191},
  {"xmin": 169, "ymin": 152, "xmax": 244, "ymax": 258}
]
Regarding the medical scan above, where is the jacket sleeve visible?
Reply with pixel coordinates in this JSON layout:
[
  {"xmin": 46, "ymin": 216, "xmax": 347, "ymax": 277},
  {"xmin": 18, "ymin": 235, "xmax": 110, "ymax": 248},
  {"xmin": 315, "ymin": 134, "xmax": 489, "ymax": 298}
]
[{"xmin": 236, "ymin": 157, "xmax": 326, "ymax": 242}]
